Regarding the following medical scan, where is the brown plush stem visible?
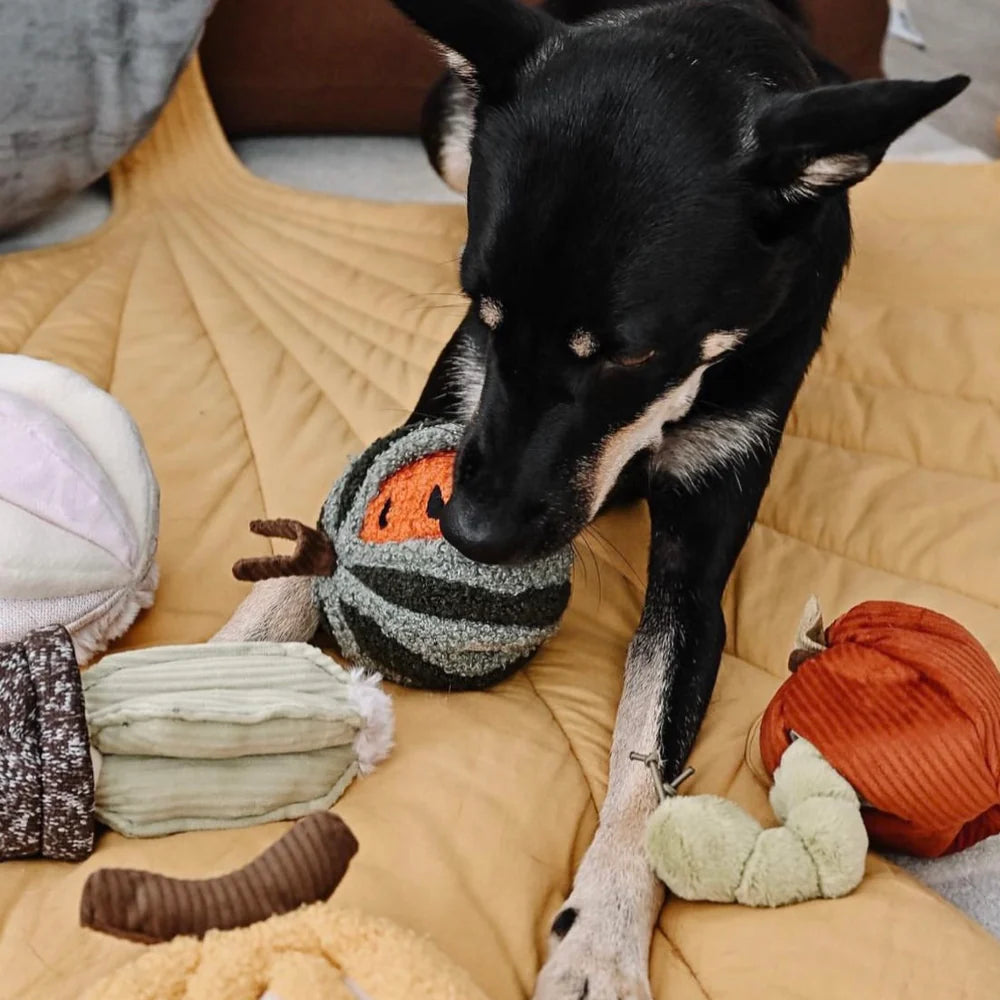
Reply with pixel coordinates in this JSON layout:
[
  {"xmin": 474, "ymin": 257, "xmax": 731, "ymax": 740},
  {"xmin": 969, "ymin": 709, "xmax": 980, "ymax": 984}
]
[
  {"xmin": 80, "ymin": 812, "xmax": 358, "ymax": 944},
  {"xmin": 232, "ymin": 518, "xmax": 336, "ymax": 582}
]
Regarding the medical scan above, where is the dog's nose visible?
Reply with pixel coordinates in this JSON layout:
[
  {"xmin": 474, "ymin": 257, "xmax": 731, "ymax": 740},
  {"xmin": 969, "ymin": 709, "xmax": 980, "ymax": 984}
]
[{"xmin": 440, "ymin": 492, "xmax": 526, "ymax": 565}]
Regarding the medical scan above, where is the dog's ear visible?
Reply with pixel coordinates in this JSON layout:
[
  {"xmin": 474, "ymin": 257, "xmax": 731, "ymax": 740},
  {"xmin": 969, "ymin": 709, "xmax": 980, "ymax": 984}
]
[
  {"xmin": 389, "ymin": 0, "xmax": 560, "ymax": 91},
  {"xmin": 744, "ymin": 75, "xmax": 969, "ymax": 204}
]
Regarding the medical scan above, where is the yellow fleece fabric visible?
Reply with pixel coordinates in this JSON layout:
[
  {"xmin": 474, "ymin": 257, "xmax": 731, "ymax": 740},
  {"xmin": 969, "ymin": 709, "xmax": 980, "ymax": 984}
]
[{"xmin": 83, "ymin": 904, "xmax": 489, "ymax": 1000}]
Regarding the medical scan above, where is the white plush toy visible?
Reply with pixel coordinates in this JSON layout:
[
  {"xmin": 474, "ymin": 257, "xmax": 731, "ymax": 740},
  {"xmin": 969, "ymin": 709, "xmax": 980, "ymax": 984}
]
[{"xmin": 0, "ymin": 356, "xmax": 159, "ymax": 663}]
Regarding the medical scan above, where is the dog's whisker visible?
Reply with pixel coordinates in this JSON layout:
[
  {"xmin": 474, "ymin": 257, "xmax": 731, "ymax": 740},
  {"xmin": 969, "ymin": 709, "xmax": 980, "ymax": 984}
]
[
  {"xmin": 570, "ymin": 539, "xmax": 590, "ymax": 589},
  {"xmin": 577, "ymin": 528, "xmax": 605, "ymax": 611},
  {"xmin": 583, "ymin": 524, "xmax": 644, "ymax": 592}
]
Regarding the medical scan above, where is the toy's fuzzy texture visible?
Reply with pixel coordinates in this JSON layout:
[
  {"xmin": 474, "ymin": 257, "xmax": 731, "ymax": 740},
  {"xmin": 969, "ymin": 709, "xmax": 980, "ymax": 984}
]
[
  {"xmin": 761, "ymin": 600, "xmax": 1000, "ymax": 857},
  {"xmin": 80, "ymin": 812, "xmax": 358, "ymax": 944},
  {"xmin": 220, "ymin": 421, "xmax": 574, "ymax": 690},
  {"xmin": 0, "ymin": 624, "xmax": 95, "ymax": 861},
  {"xmin": 646, "ymin": 738, "xmax": 868, "ymax": 907},
  {"xmin": 82, "ymin": 902, "xmax": 492, "ymax": 1000},
  {"xmin": 318, "ymin": 421, "xmax": 573, "ymax": 689},
  {"xmin": 888, "ymin": 833, "xmax": 1000, "ymax": 940},
  {"xmin": 83, "ymin": 642, "xmax": 393, "ymax": 837},
  {"xmin": 78, "ymin": 810, "xmax": 488, "ymax": 1000},
  {"xmin": 0, "ymin": 356, "xmax": 159, "ymax": 665}
]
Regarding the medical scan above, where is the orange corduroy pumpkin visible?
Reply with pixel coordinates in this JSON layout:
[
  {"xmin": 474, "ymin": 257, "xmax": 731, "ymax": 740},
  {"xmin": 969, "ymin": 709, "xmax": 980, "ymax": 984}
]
[{"xmin": 760, "ymin": 601, "xmax": 1000, "ymax": 858}]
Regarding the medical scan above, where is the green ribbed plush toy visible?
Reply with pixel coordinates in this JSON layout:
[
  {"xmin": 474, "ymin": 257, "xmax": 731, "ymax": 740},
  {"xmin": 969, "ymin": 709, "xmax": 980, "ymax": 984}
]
[
  {"xmin": 0, "ymin": 628, "xmax": 393, "ymax": 857},
  {"xmin": 218, "ymin": 422, "xmax": 573, "ymax": 691}
]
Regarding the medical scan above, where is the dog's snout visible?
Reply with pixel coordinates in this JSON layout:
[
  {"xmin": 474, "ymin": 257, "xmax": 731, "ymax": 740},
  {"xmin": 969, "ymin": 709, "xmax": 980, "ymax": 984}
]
[
  {"xmin": 457, "ymin": 435, "xmax": 483, "ymax": 481},
  {"xmin": 441, "ymin": 491, "xmax": 527, "ymax": 564},
  {"xmin": 444, "ymin": 422, "xmax": 562, "ymax": 563}
]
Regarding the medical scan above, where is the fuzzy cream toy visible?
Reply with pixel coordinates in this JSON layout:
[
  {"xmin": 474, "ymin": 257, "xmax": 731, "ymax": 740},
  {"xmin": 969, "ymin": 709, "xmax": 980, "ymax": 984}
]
[
  {"xmin": 645, "ymin": 734, "xmax": 867, "ymax": 906},
  {"xmin": 644, "ymin": 597, "xmax": 1000, "ymax": 907}
]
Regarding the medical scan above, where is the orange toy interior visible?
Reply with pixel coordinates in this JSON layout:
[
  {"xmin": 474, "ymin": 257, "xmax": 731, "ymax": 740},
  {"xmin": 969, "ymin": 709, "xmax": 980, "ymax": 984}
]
[{"xmin": 360, "ymin": 451, "xmax": 456, "ymax": 544}]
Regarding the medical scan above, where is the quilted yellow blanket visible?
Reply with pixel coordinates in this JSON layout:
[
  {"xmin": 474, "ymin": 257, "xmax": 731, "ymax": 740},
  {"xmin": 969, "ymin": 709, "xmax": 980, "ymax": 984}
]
[{"xmin": 2, "ymin": 58, "xmax": 999, "ymax": 1000}]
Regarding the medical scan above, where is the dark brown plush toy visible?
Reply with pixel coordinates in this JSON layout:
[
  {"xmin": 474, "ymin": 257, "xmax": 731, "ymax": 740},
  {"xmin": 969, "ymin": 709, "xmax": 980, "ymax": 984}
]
[{"xmin": 80, "ymin": 812, "xmax": 358, "ymax": 943}]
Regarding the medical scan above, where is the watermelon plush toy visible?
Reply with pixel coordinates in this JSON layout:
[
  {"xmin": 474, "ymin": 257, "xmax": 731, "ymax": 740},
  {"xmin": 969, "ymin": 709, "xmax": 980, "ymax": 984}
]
[{"xmin": 225, "ymin": 422, "xmax": 573, "ymax": 690}]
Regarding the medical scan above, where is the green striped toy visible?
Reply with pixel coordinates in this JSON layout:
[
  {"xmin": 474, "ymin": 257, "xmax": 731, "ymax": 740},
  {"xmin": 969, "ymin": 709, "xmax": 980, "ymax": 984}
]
[{"xmin": 234, "ymin": 422, "xmax": 572, "ymax": 691}]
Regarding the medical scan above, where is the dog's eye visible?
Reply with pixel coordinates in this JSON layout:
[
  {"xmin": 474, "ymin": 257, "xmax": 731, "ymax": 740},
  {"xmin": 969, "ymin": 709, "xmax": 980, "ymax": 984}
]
[{"xmin": 610, "ymin": 349, "xmax": 656, "ymax": 368}]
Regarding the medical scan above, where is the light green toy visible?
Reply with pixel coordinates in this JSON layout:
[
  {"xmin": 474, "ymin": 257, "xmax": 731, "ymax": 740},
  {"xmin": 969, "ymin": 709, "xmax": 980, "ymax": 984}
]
[
  {"xmin": 84, "ymin": 641, "xmax": 393, "ymax": 838},
  {"xmin": 643, "ymin": 736, "xmax": 868, "ymax": 907}
]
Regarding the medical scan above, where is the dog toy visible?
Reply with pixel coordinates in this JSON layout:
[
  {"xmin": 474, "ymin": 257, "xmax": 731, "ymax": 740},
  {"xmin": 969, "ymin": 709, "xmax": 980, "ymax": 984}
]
[
  {"xmin": 0, "ymin": 628, "xmax": 392, "ymax": 860},
  {"xmin": 0, "ymin": 356, "xmax": 159, "ymax": 664},
  {"xmin": 644, "ymin": 597, "xmax": 1000, "ymax": 906},
  {"xmin": 218, "ymin": 421, "xmax": 573, "ymax": 690},
  {"xmin": 80, "ymin": 812, "xmax": 359, "ymax": 943},
  {"xmin": 0, "ymin": 625, "xmax": 95, "ymax": 861},
  {"xmin": 80, "ymin": 816, "xmax": 491, "ymax": 1000}
]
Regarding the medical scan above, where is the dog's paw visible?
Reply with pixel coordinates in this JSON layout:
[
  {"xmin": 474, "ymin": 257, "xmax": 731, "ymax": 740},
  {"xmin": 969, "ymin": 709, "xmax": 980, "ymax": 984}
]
[{"xmin": 532, "ymin": 906, "xmax": 653, "ymax": 1000}]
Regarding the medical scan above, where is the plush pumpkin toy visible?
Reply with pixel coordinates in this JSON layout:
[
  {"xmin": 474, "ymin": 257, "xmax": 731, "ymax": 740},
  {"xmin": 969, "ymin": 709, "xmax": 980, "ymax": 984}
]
[
  {"xmin": 645, "ymin": 598, "xmax": 1000, "ymax": 908},
  {"xmin": 218, "ymin": 421, "xmax": 573, "ymax": 691}
]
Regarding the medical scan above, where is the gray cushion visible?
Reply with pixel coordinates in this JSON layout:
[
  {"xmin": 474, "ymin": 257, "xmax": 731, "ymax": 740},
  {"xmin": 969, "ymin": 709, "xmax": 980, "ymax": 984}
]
[{"xmin": 0, "ymin": 0, "xmax": 214, "ymax": 233}]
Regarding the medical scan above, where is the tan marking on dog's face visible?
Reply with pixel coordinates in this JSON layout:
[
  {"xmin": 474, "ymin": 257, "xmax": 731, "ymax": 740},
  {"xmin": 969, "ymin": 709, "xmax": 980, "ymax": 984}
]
[
  {"xmin": 479, "ymin": 297, "xmax": 503, "ymax": 331},
  {"xmin": 583, "ymin": 364, "xmax": 708, "ymax": 517},
  {"xmin": 700, "ymin": 329, "xmax": 746, "ymax": 361},
  {"xmin": 569, "ymin": 329, "xmax": 599, "ymax": 358}
]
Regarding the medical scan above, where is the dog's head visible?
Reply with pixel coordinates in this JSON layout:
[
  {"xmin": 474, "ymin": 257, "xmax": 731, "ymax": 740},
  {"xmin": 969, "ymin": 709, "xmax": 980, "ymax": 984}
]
[{"xmin": 395, "ymin": 0, "xmax": 967, "ymax": 564}]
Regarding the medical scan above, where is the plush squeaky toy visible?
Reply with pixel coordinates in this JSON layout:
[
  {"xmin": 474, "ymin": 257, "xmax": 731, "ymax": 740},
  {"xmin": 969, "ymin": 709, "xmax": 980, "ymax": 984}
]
[
  {"xmin": 80, "ymin": 814, "xmax": 491, "ymax": 1000},
  {"xmin": 0, "ymin": 627, "xmax": 392, "ymax": 861},
  {"xmin": 216, "ymin": 421, "xmax": 573, "ymax": 691},
  {"xmin": 0, "ymin": 356, "xmax": 159, "ymax": 664},
  {"xmin": 643, "ymin": 598, "xmax": 1000, "ymax": 908}
]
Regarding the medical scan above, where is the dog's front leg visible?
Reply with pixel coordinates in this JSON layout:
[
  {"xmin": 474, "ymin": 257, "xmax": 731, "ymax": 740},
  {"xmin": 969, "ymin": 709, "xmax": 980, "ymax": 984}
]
[
  {"xmin": 533, "ymin": 612, "xmax": 673, "ymax": 1000},
  {"xmin": 535, "ymin": 466, "xmax": 762, "ymax": 1000},
  {"xmin": 534, "ymin": 593, "xmax": 716, "ymax": 1000}
]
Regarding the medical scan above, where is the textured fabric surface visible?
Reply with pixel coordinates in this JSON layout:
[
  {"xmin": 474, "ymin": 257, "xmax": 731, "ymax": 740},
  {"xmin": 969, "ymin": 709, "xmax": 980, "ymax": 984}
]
[
  {"xmin": 646, "ymin": 738, "xmax": 867, "ymax": 907},
  {"xmin": 316, "ymin": 421, "xmax": 572, "ymax": 689},
  {"xmin": 0, "ymin": 625, "xmax": 94, "ymax": 861},
  {"xmin": 889, "ymin": 834, "xmax": 1000, "ymax": 940},
  {"xmin": 83, "ymin": 902, "xmax": 491, "ymax": 1000},
  {"xmin": 760, "ymin": 601, "xmax": 1000, "ymax": 857},
  {"xmin": 0, "ymin": 3, "xmax": 213, "ymax": 232},
  {"xmin": 0, "ymin": 355, "xmax": 160, "ymax": 664},
  {"xmin": 80, "ymin": 812, "xmax": 358, "ymax": 943},
  {"xmin": 1, "ymin": 58, "xmax": 1000, "ymax": 1000},
  {"xmin": 84, "ymin": 642, "xmax": 390, "ymax": 837}
]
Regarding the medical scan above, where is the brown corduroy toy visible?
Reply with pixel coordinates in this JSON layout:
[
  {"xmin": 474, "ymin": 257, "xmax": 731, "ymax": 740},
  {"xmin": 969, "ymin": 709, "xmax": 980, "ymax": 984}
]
[{"xmin": 80, "ymin": 812, "xmax": 358, "ymax": 943}]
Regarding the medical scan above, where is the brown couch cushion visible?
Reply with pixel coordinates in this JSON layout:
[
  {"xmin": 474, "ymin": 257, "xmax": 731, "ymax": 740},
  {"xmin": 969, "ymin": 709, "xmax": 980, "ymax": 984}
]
[{"xmin": 199, "ymin": 0, "xmax": 445, "ymax": 136}]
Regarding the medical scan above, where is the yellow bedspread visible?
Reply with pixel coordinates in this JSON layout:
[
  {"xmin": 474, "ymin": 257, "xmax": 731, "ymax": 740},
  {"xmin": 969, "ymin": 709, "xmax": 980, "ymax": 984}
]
[{"xmin": 2, "ymin": 59, "xmax": 999, "ymax": 1000}]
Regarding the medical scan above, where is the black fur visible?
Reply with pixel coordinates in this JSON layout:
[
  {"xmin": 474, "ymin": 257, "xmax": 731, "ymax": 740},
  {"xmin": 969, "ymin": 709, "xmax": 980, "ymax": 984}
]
[{"xmin": 389, "ymin": 0, "xmax": 967, "ymax": 994}]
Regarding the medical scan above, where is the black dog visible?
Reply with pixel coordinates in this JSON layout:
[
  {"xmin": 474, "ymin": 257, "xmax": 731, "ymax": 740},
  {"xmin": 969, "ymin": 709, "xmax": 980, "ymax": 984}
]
[{"xmin": 389, "ymin": 1, "xmax": 967, "ymax": 996}]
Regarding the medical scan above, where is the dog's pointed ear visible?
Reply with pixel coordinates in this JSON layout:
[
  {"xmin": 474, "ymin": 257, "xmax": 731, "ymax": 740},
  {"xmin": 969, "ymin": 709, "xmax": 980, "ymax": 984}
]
[
  {"xmin": 744, "ymin": 75, "xmax": 969, "ymax": 204},
  {"xmin": 389, "ymin": 0, "xmax": 560, "ymax": 91}
]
